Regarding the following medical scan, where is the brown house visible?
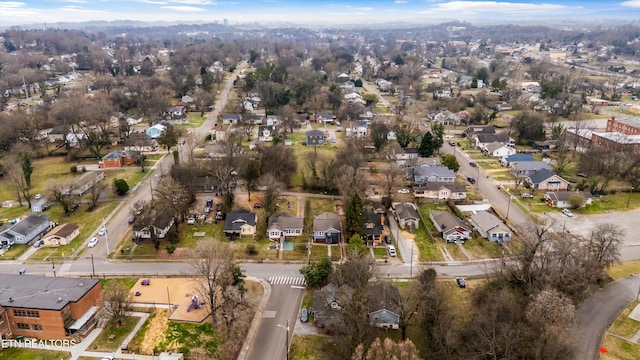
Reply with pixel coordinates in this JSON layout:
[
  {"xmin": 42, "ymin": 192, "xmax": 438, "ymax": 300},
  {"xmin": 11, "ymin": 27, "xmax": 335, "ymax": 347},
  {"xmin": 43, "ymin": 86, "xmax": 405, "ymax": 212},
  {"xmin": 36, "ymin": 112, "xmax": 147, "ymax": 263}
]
[
  {"xmin": 42, "ymin": 223, "xmax": 80, "ymax": 246},
  {"xmin": 0, "ymin": 275, "xmax": 102, "ymax": 340},
  {"xmin": 99, "ymin": 150, "xmax": 139, "ymax": 169}
]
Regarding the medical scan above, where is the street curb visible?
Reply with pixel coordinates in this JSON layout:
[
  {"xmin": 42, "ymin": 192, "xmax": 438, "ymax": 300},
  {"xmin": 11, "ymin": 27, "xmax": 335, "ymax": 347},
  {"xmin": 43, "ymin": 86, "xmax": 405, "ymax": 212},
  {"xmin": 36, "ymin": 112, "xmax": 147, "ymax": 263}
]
[{"xmin": 237, "ymin": 276, "xmax": 271, "ymax": 360}]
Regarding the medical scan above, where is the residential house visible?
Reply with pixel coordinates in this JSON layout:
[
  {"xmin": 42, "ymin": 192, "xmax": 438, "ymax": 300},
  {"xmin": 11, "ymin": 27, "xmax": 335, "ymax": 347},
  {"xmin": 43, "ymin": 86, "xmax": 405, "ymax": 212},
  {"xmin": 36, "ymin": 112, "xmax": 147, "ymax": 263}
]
[
  {"xmin": 266, "ymin": 115, "xmax": 280, "ymax": 126},
  {"xmin": 65, "ymin": 133, "xmax": 85, "ymax": 148},
  {"xmin": 501, "ymin": 154, "xmax": 534, "ymax": 167},
  {"xmin": 316, "ymin": 114, "xmax": 336, "ymax": 124},
  {"xmin": 510, "ymin": 161, "xmax": 552, "ymax": 177},
  {"xmin": 210, "ymin": 124, "xmax": 230, "ymax": 143},
  {"xmin": 0, "ymin": 275, "xmax": 102, "ymax": 339},
  {"xmin": 414, "ymin": 182, "xmax": 467, "ymax": 200},
  {"xmin": 0, "ymin": 215, "xmax": 50, "ymax": 245},
  {"xmin": 62, "ymin": 171, "xmax": 104, "ymax": 196},
  {"xmin": 544, "ymin": 191, "xmax": 594, "ymax": 208},
  {"xmin": 194, "ymin": 176, "xmax": 220, "ymax": 193},
  {"xmin": 429, "ymin": 211, "xmax": 471, "ymax": 243},
  {"xmin": 222, "ymin": 114, "xmax": 241, "ymax": 125},
  {"xmin": 126, "ymin": 116, "xmax": 143, "ymax": 126},
  {"xmin": 243, "ymin": 98, "xmax": 258, "ymax": 111},
  {"xmin": 306, "ymin": 130, "xmax": 326, "ymax": 146},
  {"xmin": 463, "ymin": 125, "xmax": 495, "ymax": 138},
  {"xmin": 164, "ymin": 106, "xmax": 185, "ymax": 121},
  {"xmin": 362, "ymin": 210, "xmax": 383, "ymax": 245},
  {"xmin": 258, "ymin": 125, "xmax": 277, "ymax": 142},
  {"xmin": 368, "ymin": 283, "xmax": 401, "ymax": 329},
  {"xmin": 224, "ymin": 209, "xmax": 257, "ymax": 239},
  {"xmin": 181, "ymin": 95, "xmax": 193, "ymax": 104},
  {"xmin": 469, "ymin": 211, "xmax": 512, "ymax": 243},
  {"xmin": 347, "ymin": 120, "xmax": 368, "ymax": 137},
  {"xmin": 98, "ymin": 150, "xmax": 139, "ymax": 169},
  {"xmin": 47, "ymin": 125, "xmax": 67, "ymax": 142},
  {"xmin": 412, "ymin": 166, "xmax": 456, "ymax": 184},
  {"xmin": 31, "ymin": 197, "xmax": 52, "ymax": 214},
  {"xmin": 133, "ymin": 210, "xmax": 175, "ymax": 240},
  {"xmin": 313, "ymin": 283, "xmax": 351, "ymax": 331},
  {"xmin": 475, "ymin": 133, "xmax": 514, "ymax": 148},
  {"xmin": 393, "ymin": 147, "xmax": 419, "ymax": 165},
  {"xmin": 41, "ymin": 223, "xmax": 80, "ymax": 246},
  {"xmin": 432, "ymin": 110, "xmax": 461, "ymax": 126},
  {"xmin": 312, "ymin": 213, "xmax": 341, "ymax": 244},
  {"xmin": 267, "ymin": 213, "xmax": 304, "ymax": 241},
  {"xmin": 386, "ymin": 130, "xmax": 397, "ymax": 141},
  {"xmin": 526, "ymin": 169, "xmax": 570, "ymax": 191},
  {"xmin": 496, "ymin": 102, "xmax": 513, "ymax": 111},
  {"xmin": 393, "ymin": 202, "xmax": 420, "ymax": 231},
  {"xmin": 246, "ymin": 114, "xmax": 264, "ymax": 125},
  {"xmin": 145, "ymin": 124, "xmax": 166, "ymax": 139},
  {"xmin": 434, "ymin": 89, "xmax": 452, "ymax": 98},
  {"xmin": 482, "ymin": 142, "xmax": 517, "ymax": 158},
  {"xmin": 122, "ymin": 136, "xmax": 158, "ymax": 152}
]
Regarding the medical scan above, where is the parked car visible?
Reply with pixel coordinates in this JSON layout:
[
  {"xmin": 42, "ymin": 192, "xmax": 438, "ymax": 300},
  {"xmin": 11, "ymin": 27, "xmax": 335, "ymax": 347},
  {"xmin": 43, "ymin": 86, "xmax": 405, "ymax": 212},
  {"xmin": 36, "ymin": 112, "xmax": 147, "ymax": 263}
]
[
  {"xmin": 98, "ymin": 227, "xmax": 107, "ymax": 236},
  {"xmin": 187, "ymin": 217, "xmax": 196, "ymax": 225},
  {"xmin": 387, "ymin": 245, "xmax": 397, "ymax": 257},
  {"xmin": 128, "ymin": 215, "xmax": 136, "ymax": 224},
  {"xmin": 449, "ymin": 141, "xmax": 456, "ymax": 146},
  {"xmin": 397, "ymin": 188, "xmax": 410, "ymax": 194},
  {"xmin": 34, "ymin": 193, "xmax": 44, "ymax": 200},
  {"xmin": 300, "ymin": 307, "xmax": 309, "ymax": 323},
  {"xmin": 469, "ymin": 161, "xmax": 477, "ymax": 167},
  {"xmin": 253, "ymin": 203, "xmax": 263, "ymax": 209},
  {"xmin": 521, "ymin": 193, "xmax": 534, "ymax": 199},
  {"xmin": 88, "ymin": 237, "xmax": 99, "ymax": 248},
  {"xmin": 456, "ymin": 278, "xmax": 466, "ymax": 288},
  {"xmin": 562, "ymin": 209, "xmax": 574, "ymax": 217},
  {"xmin": 467, "ymin": 176, "xmax": 476, "ymax": 184},
  {"xmin": 206, "ymin": 198, "xmax": 214, "ymax": 208},
  {"xmin": 384, "ymin": 235, "xmax": 392, "ymax": 245},
  {"xmin": 33, "ymin": 240, "xmax": 44, "ymax": 248}
]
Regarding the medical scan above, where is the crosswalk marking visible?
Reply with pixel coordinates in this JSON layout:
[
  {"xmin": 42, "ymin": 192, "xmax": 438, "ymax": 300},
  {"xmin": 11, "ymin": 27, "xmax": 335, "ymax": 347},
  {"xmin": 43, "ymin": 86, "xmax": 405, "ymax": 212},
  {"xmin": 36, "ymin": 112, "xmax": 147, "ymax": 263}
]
[{"xmin": 268, "ymin": 276, "xmax": 306, "ymax": 286}]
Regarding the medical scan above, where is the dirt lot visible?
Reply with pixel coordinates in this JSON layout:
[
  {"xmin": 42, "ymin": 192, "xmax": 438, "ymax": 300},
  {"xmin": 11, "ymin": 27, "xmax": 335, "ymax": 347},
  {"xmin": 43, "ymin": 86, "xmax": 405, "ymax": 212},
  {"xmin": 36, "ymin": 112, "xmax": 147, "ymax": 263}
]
[{"xmin": 130, "ymin": 277, "xmax": 209, "ymax": 323}]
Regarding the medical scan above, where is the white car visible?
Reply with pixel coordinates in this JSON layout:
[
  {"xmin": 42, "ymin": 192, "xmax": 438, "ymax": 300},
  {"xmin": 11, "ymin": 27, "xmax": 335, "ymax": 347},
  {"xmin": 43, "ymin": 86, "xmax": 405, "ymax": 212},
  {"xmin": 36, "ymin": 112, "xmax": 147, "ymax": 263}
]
[
  {"xmin": 397, "ymin": 189, "xmax": 410, "ymax": 194},
  {"xmin": 562, "ymin": 209, "xmax": 574, "ymax": 217},
  {"xmin": 98, "ymin": 228, "xmax": 107, "ymax": 236},
  {"xmin": 88, "ymin": 237, "xmax": 99, "ymax": 248},
  {"xmin": 187, "ymin": 217, "xmax": 196, "ymax": 225},
  {"xmin": 34, "ymin": 193, "xmax": 44, "ymax": 200},
  {"xmin": 387, "ymin": 245, "xmax": 397, "ymax": 257}
]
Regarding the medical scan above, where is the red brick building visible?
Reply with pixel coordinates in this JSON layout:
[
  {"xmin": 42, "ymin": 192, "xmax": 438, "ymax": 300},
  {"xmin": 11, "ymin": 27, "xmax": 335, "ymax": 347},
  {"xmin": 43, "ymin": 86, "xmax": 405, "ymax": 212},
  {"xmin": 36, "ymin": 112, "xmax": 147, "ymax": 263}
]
[
  {"xmin": 606, "ymin": 117, "xmax": 640, "ymax": 135},
  {"xmin": 0, "ymin": 275, "xmax": 102, "ymax": 340},
  {"xmin": 99, "ymin": 150, "xmax": 139, "ymax": 169}
]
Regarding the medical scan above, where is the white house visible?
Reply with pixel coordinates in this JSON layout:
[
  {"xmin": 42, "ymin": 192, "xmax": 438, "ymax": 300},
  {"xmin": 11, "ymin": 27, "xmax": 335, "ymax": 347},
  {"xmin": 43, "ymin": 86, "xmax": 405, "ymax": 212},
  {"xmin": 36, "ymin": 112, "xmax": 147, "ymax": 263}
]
[{"xmin": 482, "ymin": 142, "xmax": 517, "ymax": 158}]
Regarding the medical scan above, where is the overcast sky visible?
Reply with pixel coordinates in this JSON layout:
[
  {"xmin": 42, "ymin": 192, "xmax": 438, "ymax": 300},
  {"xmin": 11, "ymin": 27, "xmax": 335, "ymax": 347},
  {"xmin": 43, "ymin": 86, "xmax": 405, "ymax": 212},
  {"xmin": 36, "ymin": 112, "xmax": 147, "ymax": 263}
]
[{"xmin": 1, "ymin": 1, "xmax": 639, "ymax": 27}]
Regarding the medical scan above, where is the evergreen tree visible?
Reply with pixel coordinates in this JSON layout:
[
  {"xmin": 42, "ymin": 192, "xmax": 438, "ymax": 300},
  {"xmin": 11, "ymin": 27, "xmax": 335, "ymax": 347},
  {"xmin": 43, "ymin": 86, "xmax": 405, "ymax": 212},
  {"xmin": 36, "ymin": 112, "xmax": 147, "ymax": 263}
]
[
  {"xmin": 345, "ymin": 193, "xmax": 364, "ymax": 238},
  {"xmin": 419, "ymin": 131, "xmax": 435, "ymax": 157}
]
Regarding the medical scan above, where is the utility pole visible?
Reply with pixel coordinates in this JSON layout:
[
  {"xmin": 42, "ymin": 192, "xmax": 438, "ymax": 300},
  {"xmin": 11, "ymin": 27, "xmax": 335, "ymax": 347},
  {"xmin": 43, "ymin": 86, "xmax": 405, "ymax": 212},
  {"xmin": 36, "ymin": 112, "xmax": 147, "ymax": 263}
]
[
  {"xmin": 51, "ymin": 258, "xmax": 56, "ymax": 277},
  {"xmin": 628, "ymin": 187, "xmax": 634, "ymax": 208},
  {"xmin": 410, "ymin": 241, "xmax": 414, "ymax": 278},
  {"xmin": 91, "ymin": 254, "xmax": 95, "ymax": 278},
  {"xmin": 103, "ymin": 218, "xmax": 110, "ymax": 257}
]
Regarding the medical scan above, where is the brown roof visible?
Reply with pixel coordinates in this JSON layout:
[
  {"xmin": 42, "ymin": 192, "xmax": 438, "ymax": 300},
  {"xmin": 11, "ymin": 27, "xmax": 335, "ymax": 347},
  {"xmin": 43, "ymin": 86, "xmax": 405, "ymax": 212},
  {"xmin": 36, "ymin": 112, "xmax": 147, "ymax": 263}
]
[{"xmin": 48, "ymin": 223, "xmax": 79, "ymax": 238}]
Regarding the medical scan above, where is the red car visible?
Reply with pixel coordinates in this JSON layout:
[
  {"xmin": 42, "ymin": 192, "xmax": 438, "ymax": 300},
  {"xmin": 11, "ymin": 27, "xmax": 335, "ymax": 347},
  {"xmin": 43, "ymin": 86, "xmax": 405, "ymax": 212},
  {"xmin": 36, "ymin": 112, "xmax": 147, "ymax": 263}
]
[{"xmin": 253, "ymin": 203, "xmax": 263, "ymax": 209}]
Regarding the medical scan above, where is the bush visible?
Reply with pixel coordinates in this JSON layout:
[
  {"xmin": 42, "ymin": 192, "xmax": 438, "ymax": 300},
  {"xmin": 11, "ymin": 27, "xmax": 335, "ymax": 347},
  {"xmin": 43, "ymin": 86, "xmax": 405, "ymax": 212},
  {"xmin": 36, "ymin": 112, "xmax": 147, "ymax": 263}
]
[
  {"xmin": 245, "ymin": 244, "xmax": 258, "ymax": 257},
  {"xmin": 70, "ymin": 165, "xmax": 78, "ymax": 174},
  {"xmin": 166, "ymin": 245, "xmax": 176, "ymax": 254},
  {"xmin": 112, "ymin": 179, "xmax": 130, "ymax": 195}
]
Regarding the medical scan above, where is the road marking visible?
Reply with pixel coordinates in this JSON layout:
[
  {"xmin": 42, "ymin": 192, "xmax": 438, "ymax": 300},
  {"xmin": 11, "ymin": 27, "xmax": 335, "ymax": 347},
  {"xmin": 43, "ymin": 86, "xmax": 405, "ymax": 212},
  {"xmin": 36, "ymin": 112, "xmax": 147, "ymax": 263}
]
[
  {"xmin": 268, "ymin": 276, "xmax": 306, "ymax": 286},
  {"xmin": 263, "ymin": 311, "xmax": 277, "ymax": 318},
  {"xmin": 291, "ymin": 286, "xmax": 305, "ymax": 289}
]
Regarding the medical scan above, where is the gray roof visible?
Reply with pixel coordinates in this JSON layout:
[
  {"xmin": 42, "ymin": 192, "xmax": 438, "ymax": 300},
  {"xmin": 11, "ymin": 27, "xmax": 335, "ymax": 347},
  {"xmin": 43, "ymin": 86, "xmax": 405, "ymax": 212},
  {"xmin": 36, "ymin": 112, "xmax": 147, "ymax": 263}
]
[
  {"xmin": 313, "ymin": 213, "xmax": 341, "ymax": 233},
  {"xmin": 306, "ymin": 129, "xmax": 325, "ymax": 137},
  {"xmin": 268, "ymin": 212, "xmax": 303, "ymax": 231},
  {"xmin": 0, "ymin": 275, "xmax": 100, "ymax": 311},
  {"xmin": 430, "ymin": 211, "xmax": 470, "ymax": 233},
  {"xmin": 476, "ymin": 133, "xmax": 510, "ymax": 144},
  {"xmin": 362, "ymin": 210, "xmax": 383, "ymax": 236},
  {"xmin": 368, "ymin": 283, "xmax": 401, "ymax": 315},
  {"xmin": 412, "ymin": 157, "xmax": 442, "ymax": 167},
  {"xmin": 511, "ymin": 161, "xmax": 552, "ymax": 172},
  {"xmin": 102, "ymin": 149, "xmax": 139, "ymax": 160},
  {"xmin": 224, "ymin": 209, "xmax": 256, "ymax": 231},
  {"xmin": 484, "ymin": 141, "xmax": 509, "ymax": 153},
  {"xmin": 395, "ymin": 202, "xmax": 419, "ymax": 221},
  {"xmin": 470, "ymin": 211, "xmax": 510, "ymax": 234},
  {"xmin": 414, "ymin": 166, "xmax": 455, "ymax": 179},
  {"xmin": 222, "ymin": 114, "xmax": 241, "ymax": 120},
  {"xmin": 545, "ymin": 191, "xmax": 593, "ymax": 202},
  {"xmin": 5, "ymin": 215, "xmax": 49, "ymax": 237},
  {"xmin": 505, "ymin": 154, "xmax": 534, "ymax": 162}
]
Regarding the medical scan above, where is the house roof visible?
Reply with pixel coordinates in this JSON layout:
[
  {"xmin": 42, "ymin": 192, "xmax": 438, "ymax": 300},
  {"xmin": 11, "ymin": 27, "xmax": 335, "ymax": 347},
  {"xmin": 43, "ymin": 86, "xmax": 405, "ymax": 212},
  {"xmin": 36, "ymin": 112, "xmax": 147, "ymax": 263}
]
[
  {"xmin": 484, "ymin": 141, "xmax": 511, "ymax": 153},
  {"xmin": 394, "ymin": 202, "xmax": 419, "ymax": 221},
  {"xmin": 0, "ymin": 275, "xmax": 100, "ymax": 311},
  {"xmin": 470, "ymin": 211, "xmax": 510, "ymax": 234},
  {"xmin": 527, "ymin": 168, "xmax": 566, "ymax": 184},
  {"xmin": 464, "ymin": 125, "xmax": 495, "ymax": 135},
  {"xmin": 430, "ymin": 211, "xmax": 470, "ymax": 233},
  {"xmin": 368, "ymin": 283, "xmax": 401, "ymax": 316},
  {"xmin": 412, "ymin": 157, "xmax": 442, "ymax": 167},
  {"xmin": 5, "ymin": 215, "xmax": 49, "ymax": 237},
  {"xmin": 102, "ymin": 149, "xmax": 139, "ymax": 160},
  {"xmin": 476, "ymin": 133, "xmax": 510, "ymax": 144},
  {"xmin": 222, "ymin": 114, "xmax": 241, "ymax": 120},
  {"xmin": 505, "ymin": 154, "xmax": 534, "ymax": 162},
  {"xmin": 413, "ymin": 166, "xmax": 455, "ymax": 179},
  {"xmin": 317, "ymin": 114, "xmax": 334, "ymax": 120},
  {"xmin": 224, "ymin": 209, "xmax": 257, "ymax": 231},
  {"xmin": 415, "ymin": 182, "xmax": 467, "ymax": 192},
  {"xmin": 362, "ymin": 210, "xmax": 383, "ymax": 236},
  {"xmin": 545, "ymin": 191, "xmax": 593, "ymax": 202},
  {"xmin": 306, "ymin": 129, "xmax": 325, "ymax": 137},
  {"xmin": 511, "ymin": 161, "xmax": 552, "ymax": 172},
  {"xmin": 313, "ymin": 283, "xmax": 351, "ymax": 328},
  {"xmin": 267, "ymin": 212, "xmax": 303, "ymax": 231},
  {"xmin": 46, "ymin": 223, "xmax": 79, "ymax": 238},
  {"xmin": 313, "ymin": 213, "xmax": 341, "ymax": 233}
]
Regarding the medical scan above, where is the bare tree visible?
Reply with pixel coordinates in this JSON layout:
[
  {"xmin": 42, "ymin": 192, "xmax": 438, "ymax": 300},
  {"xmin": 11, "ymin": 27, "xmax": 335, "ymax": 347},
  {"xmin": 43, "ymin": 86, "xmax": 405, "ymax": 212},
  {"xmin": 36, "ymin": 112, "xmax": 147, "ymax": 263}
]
[
  {"xmin": 352, "ymin": 337, "xmax": 421, "ymax": 360},
  {"xmin": 1, "ymin": 154, "xmax": 31, "ymax": 207},
  {"xmin": 102, "ymin": 282, "xmax": 133, "ymax": 327},
  {"xmin": 46, "ymin": 179, "xmax": 76, "ymax": 213},
  {"xmin": 88, "ymin": 180, "xmax": 107, "ymax": 210},
  {"xmin": 589, "ymin": 223, "xmax": 624, "ymax": 268},
  {"xmin": 191, "ymin": 241, "xmax": 236, "ymax": 330},
  {"xmin": 258, "ymin": 173, "xmax": 283, "ymax": 218}
]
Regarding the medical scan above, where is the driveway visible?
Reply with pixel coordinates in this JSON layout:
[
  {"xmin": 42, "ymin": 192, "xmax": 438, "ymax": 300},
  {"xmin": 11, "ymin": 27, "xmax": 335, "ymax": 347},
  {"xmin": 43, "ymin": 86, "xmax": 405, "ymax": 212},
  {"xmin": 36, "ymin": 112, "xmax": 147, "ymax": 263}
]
[{"xmin": 573, "ymin": 275, "xmax": 640, "ymax": 360}]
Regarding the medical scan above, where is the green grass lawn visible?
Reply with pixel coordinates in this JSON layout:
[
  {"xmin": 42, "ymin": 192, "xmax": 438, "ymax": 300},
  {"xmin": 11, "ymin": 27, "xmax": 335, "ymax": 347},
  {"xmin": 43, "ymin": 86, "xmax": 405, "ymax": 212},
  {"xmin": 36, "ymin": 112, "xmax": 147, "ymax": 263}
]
[
  {"xmin": 309, "ymin": 244, "xmax": 330, "ymax": 262},
  {"xmin": 463, "ymin": 235, "xmax": 505, "ymax": 259},
  {"xmin": 372, "ymin": 247, "xmax": 388, "ymax": 259},
  {"xmin": 609, "ymin": 301, "xmax": 640, "ymax": 338},
  {"xmin": 413, "ymin": 226, "xmax": 445, "ymax": 261},
  {"xmin": 127, "ymin": 310, "xmax": 162, "ymax": 354},
  {"xmin": 101, "ymin": 277, "xmax": 138, "ymax": 291},
  {"xmin": 577, "ymin": 192, "xmax": 640, "ymax": 214},
  {"xmin": 0, "ymin": 244, "xmax": 29, "ymax": 260},
  {"xmin": 609, "ymin": 260, "xmax": 640, "ymax": 280},
  {"xmin": 290, "ymin": 335, "xmax": 333, "ymax": 360},
  {"xmin": 0, "ymin": 205, "xmax": 31, "ymax": 222},
  {"xmin": 157, "ymin": 320, "xmax": 219, "ymax": 356},
  {"xmin": 30, "ymin": 202, "xmax": 120, "ymax": 261},
  {"xmin": 0, "ymin": 348, "xmax": 70, "ymax": 360},
  {"xmin": 175, "ymin": 113, "xmax": 207, "ymax": 128},
  {"xmin": 88, "ymin": 316, "xmax": 139, "ymax": 352},
  {"xmin": 601, "ymin": 335, "xmax": 640, "ymax": 360}
]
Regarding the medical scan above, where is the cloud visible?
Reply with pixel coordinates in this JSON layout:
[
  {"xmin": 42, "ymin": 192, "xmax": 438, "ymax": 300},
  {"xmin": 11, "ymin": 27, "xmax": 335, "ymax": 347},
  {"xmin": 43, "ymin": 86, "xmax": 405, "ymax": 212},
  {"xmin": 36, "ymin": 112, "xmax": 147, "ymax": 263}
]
[
  {"xmin": 425, "ymin": 1, "xmax": 568, "ymax": 14},
  {"xmin": 57, "ymin": 5, "xmax": 105, "ymax": 14},
  {"xmin": 0, "ymin": 1, "xmax": 25, "ymax": 8},
  {"xmin": 169, "ymin": 0, "xmax": 215, "ymax": 4},
  {"xmin": 137, "ymin": 0, "xmax": 168, "ymax": 4},
  {"xmin": 394, "ymin": 0, "xmax": 408, "ymax": 3},
  {"xmin": 160, "ymin": 5, "xmax": 205, "ymax": 11},
  {"xmin": 620, "ymin": 0, "xmax": 640, "ymax": 8},
  {"xmin": 60, "ymin": 0, "xmax": 87, "ymax": 3}
]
